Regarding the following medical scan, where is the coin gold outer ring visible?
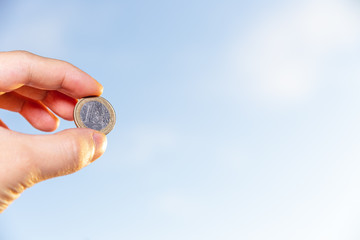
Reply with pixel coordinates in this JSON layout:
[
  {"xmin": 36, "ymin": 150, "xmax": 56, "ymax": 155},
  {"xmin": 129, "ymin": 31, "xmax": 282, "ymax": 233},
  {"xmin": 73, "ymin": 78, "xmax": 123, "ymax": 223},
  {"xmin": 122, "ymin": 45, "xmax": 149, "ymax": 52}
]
[{"xmin": 74, "ymin": 97, "xmax": 116, "ymax": 135}]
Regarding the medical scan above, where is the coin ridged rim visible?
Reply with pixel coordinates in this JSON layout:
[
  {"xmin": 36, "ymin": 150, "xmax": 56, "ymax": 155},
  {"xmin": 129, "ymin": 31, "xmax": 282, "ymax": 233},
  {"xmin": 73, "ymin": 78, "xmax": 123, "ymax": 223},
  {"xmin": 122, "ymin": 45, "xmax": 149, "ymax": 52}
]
[{"xmin": 74, "ymin": 96, "xmax": 116, "ymax": 135}]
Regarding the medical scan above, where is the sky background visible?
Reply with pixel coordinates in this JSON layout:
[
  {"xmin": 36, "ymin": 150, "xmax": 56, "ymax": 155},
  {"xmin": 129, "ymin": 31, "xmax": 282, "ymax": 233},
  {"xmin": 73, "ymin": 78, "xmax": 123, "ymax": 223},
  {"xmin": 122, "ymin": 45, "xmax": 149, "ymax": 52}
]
[{"xmin": 1, "ymin": 0, "xmax": 360, "ymax": 239}]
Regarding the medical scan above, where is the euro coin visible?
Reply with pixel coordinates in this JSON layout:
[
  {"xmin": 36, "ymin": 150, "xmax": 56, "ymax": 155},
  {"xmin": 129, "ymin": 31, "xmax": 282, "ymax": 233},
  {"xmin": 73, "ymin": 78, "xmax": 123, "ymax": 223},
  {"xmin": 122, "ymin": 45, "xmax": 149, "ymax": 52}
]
[{"xmin": 74, "ymin": 97, "xmax": 116, "ymax": 135}]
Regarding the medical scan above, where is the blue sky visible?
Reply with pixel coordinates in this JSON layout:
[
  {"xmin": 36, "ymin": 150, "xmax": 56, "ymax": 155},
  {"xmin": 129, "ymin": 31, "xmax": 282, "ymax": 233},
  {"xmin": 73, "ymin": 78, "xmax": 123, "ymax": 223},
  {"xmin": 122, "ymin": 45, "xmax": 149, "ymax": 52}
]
[{"xmin": 1, "ymin": 0, "xmax": 360, "ymax": 239}]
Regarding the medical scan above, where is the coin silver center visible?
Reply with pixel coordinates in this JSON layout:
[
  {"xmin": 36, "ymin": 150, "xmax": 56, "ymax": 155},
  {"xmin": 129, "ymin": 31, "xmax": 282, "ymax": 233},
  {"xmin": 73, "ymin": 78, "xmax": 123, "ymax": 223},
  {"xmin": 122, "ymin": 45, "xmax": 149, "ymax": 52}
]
[{"xmin": 80, "ymin": 101, "xmax": 110, "ymax": 131}]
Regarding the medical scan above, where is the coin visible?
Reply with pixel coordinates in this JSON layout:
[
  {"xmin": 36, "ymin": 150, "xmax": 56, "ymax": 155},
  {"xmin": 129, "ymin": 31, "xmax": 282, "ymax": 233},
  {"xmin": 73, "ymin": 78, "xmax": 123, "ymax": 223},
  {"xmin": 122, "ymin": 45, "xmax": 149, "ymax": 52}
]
[{"xmin": 74, "ymin": 97, "xmax": 116, "ymax": 135}]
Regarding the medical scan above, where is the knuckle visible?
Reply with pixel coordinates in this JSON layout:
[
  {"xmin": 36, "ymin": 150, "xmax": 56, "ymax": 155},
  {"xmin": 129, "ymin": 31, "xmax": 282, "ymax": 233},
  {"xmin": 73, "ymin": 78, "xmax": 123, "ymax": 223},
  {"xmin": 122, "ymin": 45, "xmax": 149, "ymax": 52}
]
[
  {"xmin": 0, "ymin": 51, "xmax": 31, "ymax": 91},
  {"xmin": 15, "ymin": 50, "xmax": 33, "ymax": 55},
  {"xmin": 11, "ymin": 50, "xmax": 33, "ymax": 60}
]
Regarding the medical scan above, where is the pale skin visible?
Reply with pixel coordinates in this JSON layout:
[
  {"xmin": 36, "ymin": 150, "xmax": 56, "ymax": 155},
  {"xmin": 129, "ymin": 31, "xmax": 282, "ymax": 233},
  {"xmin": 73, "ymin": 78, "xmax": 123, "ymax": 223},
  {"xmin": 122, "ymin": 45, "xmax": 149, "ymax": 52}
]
[{"xmin": 0, "ymin": 51, "xmax": 107, "ymax": 213}]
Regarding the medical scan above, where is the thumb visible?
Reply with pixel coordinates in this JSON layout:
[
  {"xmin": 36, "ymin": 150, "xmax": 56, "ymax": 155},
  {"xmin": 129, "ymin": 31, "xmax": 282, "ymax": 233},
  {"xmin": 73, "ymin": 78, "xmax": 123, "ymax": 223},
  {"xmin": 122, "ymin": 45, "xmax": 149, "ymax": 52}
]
[{"xmin": 25, "ymin": 128, "xmax": 107, "ymax": 181}]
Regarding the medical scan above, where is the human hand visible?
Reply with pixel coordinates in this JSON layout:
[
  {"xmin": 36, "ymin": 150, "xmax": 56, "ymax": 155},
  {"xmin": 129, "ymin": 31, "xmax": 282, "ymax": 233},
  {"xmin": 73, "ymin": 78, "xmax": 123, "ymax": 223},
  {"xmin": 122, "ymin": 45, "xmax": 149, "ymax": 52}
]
[{"xmin": 0, "ymin": 51, "xmax": 107, "ymax": 213}]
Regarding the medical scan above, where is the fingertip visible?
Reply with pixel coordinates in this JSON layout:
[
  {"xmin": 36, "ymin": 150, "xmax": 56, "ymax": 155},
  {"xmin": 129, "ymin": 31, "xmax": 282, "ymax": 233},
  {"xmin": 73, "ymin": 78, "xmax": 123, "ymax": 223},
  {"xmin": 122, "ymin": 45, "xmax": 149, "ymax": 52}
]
[
  {"xmin": 97, "ymin": 82, "xmax": 104, "ymax": 96},
  {"xmin": 43, "ymin": 112, "xmax": 60, "ymax": 132},
  {"xmin": 84, "ymin": 76, "xmax": 103, "ymax": 97},
  {"xmin": 49, "ymin": 117, "xmax": 60, "ymax": 132},
  {"xmin": 92, "ymin": 131, "xmax": 107, "ymax": 161},
  {"xmin": 60, "ymin": 67, "xmax": 104, "ymax": 98},
  {"xmin": 33, "ymin": 116, "xmax": 59, "ymax": 132}
]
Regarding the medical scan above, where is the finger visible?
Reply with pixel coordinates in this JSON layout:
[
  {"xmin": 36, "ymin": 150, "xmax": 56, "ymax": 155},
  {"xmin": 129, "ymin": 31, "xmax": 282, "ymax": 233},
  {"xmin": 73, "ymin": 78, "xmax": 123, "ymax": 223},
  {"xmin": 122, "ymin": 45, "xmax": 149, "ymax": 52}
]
[
  {"xmin": 23, "ymin": 128, "xmax": 107, "ymax": 180},
  {"xmin": 0, "ymin": 128, "xmax": 104, "ymax": 213},
  {"xmin": 0, "ymin": 119, "xmax": 9, "ymax": 129},
  {"xmin": 14, "ymin": 86, "xmax": 77, "ymax": 120},
  {"xmin": 13, "ymin": 85, "xmax": 47, "ymax": 100},
  {"xmin": 0, "ymin": 92, "xmax": 59, "ymax": 132},
  {"xmin": 42, "ymin": 91, "xmax": 77, "ymax": 121},
  {"xmin": 0, "ymin": 51, "xmax": 103, "ymax": 98}
]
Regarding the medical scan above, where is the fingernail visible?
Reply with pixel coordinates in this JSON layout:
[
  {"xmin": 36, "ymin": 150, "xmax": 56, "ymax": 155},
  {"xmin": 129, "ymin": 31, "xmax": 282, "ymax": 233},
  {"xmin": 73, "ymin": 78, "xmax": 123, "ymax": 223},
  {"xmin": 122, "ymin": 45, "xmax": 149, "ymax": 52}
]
[{"xmin": 92, "ymin": 131, "xmax": 107, "ymax": 162}]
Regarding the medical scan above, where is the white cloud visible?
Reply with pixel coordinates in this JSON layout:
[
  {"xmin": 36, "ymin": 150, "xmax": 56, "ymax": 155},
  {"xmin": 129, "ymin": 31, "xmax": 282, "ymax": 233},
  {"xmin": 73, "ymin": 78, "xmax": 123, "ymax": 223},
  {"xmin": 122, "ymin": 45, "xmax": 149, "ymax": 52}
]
[{"xmin": 233, "ymin": 0, "xmax": 360, "ymax": 105}]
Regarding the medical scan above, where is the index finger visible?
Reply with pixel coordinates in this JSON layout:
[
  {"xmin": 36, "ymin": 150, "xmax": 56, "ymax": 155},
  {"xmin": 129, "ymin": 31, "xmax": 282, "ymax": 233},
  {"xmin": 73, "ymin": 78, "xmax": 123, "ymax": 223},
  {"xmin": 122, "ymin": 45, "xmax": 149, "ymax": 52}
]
[{"xmin": 0, "ymin": 51, "xmax": 103, "ymax": 99}]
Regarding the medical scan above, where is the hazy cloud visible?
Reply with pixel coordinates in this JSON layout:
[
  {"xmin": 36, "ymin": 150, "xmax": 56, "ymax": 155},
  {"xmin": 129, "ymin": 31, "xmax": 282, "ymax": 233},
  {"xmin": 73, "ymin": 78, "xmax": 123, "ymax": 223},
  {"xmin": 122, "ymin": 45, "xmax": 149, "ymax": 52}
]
[{"xmin": 232, "ymin": 0, "xmax": 360, "ymax": 105}]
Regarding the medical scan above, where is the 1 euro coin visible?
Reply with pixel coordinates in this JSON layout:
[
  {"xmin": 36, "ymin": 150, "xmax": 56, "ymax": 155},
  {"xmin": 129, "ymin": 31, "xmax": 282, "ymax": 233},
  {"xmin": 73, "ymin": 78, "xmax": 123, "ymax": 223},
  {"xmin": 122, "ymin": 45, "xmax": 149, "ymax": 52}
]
[{"xmin": 74, "ymin": 97, "xmax": 116, "ymax": 135}]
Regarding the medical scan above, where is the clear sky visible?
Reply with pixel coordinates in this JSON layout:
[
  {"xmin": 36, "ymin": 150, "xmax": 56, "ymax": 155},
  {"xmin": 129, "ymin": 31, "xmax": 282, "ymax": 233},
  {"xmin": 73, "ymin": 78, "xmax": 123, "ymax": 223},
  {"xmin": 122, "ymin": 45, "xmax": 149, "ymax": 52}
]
[{"xmin": 1, "ymin": 0, "xmax": 360, "ymax": 239}]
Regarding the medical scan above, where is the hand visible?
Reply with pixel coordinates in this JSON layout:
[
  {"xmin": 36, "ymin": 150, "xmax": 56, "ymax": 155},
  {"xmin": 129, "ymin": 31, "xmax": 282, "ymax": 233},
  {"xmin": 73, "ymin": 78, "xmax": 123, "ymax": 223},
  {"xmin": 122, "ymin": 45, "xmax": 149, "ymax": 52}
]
[{"xmin": 0, "ymin": 51, "xmax": 107, "ymax": 213}]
